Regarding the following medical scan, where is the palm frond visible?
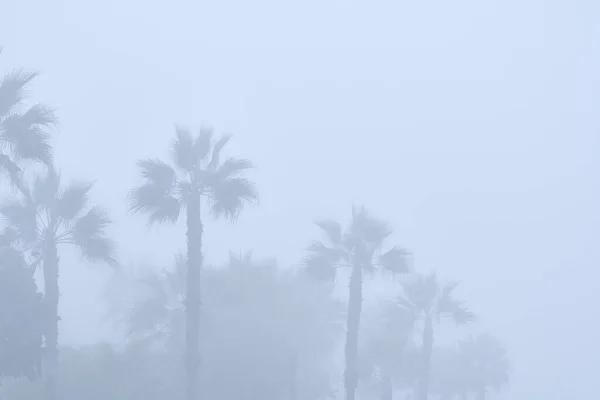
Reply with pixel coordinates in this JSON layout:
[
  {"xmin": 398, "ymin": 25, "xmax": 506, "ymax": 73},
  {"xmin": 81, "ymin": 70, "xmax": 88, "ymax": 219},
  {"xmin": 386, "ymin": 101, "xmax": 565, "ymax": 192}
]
[
  {"xmin": 0, "ymin": 195, "xmax": 38, "ymax": 244},
  {"xmin": 302, "ymin": 252, "xmax": 337, "ymax": 282},
  {"xmin": 70, "ymin": 206, "xmax": 117, "ymax": 267},
  {"xmin": 208, "ymin": 177, "xmax": 258, "ymax": 221},
  {"xmin": 55, "ymin": 180, "xmax": 93, "ymax": 221},
  {"xmin": 437, "ymin": 282, "xmax": 475, "ymax": 324},
  {"xmin": 75, "ymin": 235, "xmax": 118, "ymax": 267},
  {"xmin": 0, "ymin": 105, "xmax": 55, "ymax": 164},
  {"xmin": 193, "ymin": 127, "xmax": 213, "ymax": 165},
  {"xmin": 214, "ymin": 157, "xmax": 254, "ymax": 180},
  {"xmin": 135, "ymin": 159, "xmax": 176, "ymax": 191},
  {"xmin": 31, "ymin": 167, "xmax": 60, "ymax": 207},
  {"xmin": 400, "ymin": 272, "xmax": 439, "ymax": 314},
  {"xmin": 170, "ymin": 126, "xmax": 197, "ymax": 171},
  {"xmin": 378, "ymin": 246, "xmax": 411, "ymax": 274},
  {"xmin": 71, "ymin": 205, "xmax": 111, "ymax": 239},
  {"xmin": 0, "ymin": 152, "xmax": 22, "ymax": 184},
  {"xmin": 129, "ymin": 159, "xmax": 181, "ymax": 225},
  {"xmin": 0, "ymin": 68, "xmax": 38, "ymax": 118},
  {"xmin": 129, "ymin": 183, "xmax": 181, "ymax": 225},
  {"xmin": 349, "ymin": 206, "xmax": 392, "ymax": 247},
  {"xmin": 207, "ymin": 133, "xmax": 231, "ymax": 170},
  {"xmin": 314, "ymin": 219, "xmax": 342, "ymax": 246}
]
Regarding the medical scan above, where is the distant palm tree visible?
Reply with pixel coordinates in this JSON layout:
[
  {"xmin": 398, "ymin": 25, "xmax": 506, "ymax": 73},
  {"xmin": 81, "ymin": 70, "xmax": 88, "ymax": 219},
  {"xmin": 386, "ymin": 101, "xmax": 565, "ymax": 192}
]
[
  {"xmin": 458, "ymin": 334, "xmax": 510, "ymax": 400},
  {"xmin": 396, "ymin": 272, "xmax": 475, "ymax": 400},
  {"xmin": 0, "ymin": 49, "xmax": 55, "ymax": 186},
  {"xmin": 0, "ymin": 166, "xmax": 117, "ymax": 400},
  {"xmin": 128, "ymin": 126, "xmax": 257, "ymax": 400},
  {"xmin": 304, "ymin": 206, "xmax": 411, "ymax": 400},
  {"xmin": 359, "ymin": 304, "xmax": 418, "ymax": 400}
]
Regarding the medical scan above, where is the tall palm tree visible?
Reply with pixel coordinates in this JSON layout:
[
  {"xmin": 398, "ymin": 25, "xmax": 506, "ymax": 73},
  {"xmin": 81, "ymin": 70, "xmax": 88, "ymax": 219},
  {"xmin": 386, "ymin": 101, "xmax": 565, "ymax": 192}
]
[
  {"xmin": 0, "ymin": 166, "xmax": 117, "ymax": 400},
  {"xmin": 0, "ymin": 49, "xmax": 55, "ymax": 186},
  {"xmin": 128, "ymin": 126, "xmax": 257, "ymax": 400},
  {"xmin": 396, "ymin": 272, "xmax": 475, "ymax": 400},
  {"xmin": 458, "ymin": 334, "xmax": 510, "ymax": 400},
  {"xmin": 304, "ymin": 206, "xmax": 411, "ymax": 400}
]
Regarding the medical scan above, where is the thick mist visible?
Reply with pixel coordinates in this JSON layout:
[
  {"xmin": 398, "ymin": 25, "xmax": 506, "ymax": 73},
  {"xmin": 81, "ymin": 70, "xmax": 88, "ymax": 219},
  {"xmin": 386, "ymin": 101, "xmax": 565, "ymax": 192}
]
[{"xmin": 1, "ymin": 1, "xmax": 599, "ymax": 400}]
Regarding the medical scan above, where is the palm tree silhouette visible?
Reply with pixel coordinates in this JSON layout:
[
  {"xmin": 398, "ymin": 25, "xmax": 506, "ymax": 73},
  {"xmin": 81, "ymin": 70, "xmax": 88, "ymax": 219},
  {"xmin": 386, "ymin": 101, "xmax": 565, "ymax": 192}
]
[
  {"xmin": 0, "ymin": 166, "xmax": 117, "ymax": 400},
  {"xmin": 128, "ymin": 126, "xmax": 257, "ymax": 400},
  {"xmin": 304, "ymin": 206, "xmax": 411, "ymax": 400}
]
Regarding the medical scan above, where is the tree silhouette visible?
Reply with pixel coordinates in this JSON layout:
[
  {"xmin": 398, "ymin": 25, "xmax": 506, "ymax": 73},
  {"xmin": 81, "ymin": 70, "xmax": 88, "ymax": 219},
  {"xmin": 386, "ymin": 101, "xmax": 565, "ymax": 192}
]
[
  {"xmin": 0, "ymin": 166, "xmax": 117, "ymax": 400},
  {"xmin": 458, "ymin": 334, "xmax": 510, "ymax": 399},
  {"xmin": 128, "ymin": 126, "xmax": 257, "ymax": 400},
  {"xmin": 0, "ymin": 246, "xmax": 44, "ymax": 382},
  {"xmin": 304, "ymin": 206, "xmax": 410, "ymax": 400},
  {"xmin": 359, "ymin": 304, "xmax": 418, "ymax": 400},
  {"xmin": 119, "ymin": 251, "xmax": 342, "ymax": 400},
  {"xmin": 0, "ymin": 50, "xmax": 55, "ymax": 186},
  {"xmin": 396, "ymin": 272, "xmax": 475, "ymax": 400}
]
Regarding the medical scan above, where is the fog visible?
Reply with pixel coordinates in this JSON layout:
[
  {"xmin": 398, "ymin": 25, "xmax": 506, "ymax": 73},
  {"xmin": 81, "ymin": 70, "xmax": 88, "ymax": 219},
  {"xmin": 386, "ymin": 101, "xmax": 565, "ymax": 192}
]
[{"xmin": 1, "ymin": 0, "xmax": 599, "ymax": 399}]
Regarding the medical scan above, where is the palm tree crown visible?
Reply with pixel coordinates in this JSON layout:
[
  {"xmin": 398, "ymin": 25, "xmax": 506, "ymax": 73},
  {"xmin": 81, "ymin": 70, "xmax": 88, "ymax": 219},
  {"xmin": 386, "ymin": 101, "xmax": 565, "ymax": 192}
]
[
  {"xmin": 397, "ymin": 272, "xmax": 475, "ymax": 324},
  {"xmin": 128, "ymin": 126, "xmax": 258, "ymax": 224},
  {"xmin": 0, "ymin": 166, "xmax": 117, "ymax": 267},
  {"xmin": 0, "ymin": 50, "xmax": 55, "ymax": 184},
  {"xmin": 304, "ymin": 206, "xmax": 410, "ymax": 280}
]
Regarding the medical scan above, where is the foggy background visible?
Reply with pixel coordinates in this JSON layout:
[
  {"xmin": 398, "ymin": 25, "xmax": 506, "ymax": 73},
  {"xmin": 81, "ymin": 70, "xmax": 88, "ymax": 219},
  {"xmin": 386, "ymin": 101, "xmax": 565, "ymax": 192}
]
[{"xmin": 2, "ymin": 0, "xmax": 599, "ymax": 399}]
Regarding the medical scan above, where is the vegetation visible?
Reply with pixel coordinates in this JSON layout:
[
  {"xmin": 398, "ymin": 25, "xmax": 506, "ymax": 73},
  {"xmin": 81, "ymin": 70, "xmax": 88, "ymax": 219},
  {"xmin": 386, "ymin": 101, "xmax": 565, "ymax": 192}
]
[{"xmin": 0, "ymin": 53, "xmax": 511, "ymax": 400}]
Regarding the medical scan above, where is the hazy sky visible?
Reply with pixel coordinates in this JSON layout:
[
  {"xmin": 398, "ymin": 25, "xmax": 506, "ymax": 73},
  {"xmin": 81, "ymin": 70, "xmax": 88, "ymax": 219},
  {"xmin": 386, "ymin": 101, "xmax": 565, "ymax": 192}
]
[{"xmin": 2, "ymin": 0, "xmax": 599, "ymax": 398}]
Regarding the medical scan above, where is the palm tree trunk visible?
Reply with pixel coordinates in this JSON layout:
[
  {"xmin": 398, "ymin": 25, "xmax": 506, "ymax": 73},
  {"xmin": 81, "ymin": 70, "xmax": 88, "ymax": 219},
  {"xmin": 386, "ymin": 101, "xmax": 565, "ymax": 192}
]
[
  {"xmin": 185, "ymin": 194, "xmax": 203, "ymax": 400},
  {"xmin": 417, "ymin": 316, "xmax": 434, "ymax": 400},
  {"xmin": 344, "ymin": 263, "xmax": 363, "ymax": 400},
  {"xmin": 42, "ymin": 240, "xmax": 59, "ymax": 400}
]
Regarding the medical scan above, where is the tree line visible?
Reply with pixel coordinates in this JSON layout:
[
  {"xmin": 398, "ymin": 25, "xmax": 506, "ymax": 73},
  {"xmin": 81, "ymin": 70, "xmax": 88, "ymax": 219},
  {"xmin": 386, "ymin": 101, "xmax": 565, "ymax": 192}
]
[{"xmin": 0, "ymin": 52, "xmax": 510, "ymax": 400}]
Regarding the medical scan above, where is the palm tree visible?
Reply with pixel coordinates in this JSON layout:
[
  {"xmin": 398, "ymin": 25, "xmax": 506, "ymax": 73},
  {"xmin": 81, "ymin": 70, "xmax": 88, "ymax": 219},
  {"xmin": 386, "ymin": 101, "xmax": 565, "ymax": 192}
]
[
  {"xmin": 0, "ymin": 166, "xmax": 117, "ymax": 400},
  {"xmin": 359, "ymin": 305, "xmax": 418, "ymax": 400},
  {"xmin": 118, "ymin": 251, "xmax": 342, "ymax": 400},
  {"xmin": 304, "ymin": 206, "xmax": 411, "ymax": 400},
  {"xmin": 0, "ymin": 49, "xmax": 55, "ymax": 186},
  {"xmin": 396, "ymin": 272, "xmax": 475, "ymax": 400},
  {"xmin": 128, "ymin": 126, "xmax": 257, "ymax": 400},
  {"xmin": 458, "ymin": 334, "xmax": 510, "ymax": 400}
]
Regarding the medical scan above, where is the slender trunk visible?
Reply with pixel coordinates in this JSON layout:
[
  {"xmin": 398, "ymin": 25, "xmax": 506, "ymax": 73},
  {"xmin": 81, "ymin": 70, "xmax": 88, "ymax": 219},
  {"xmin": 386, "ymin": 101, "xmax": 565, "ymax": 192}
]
[
  {"xmin": 289, "ymin": 350, "xmax": 298, "ymax": 400},
  {"xmin": 344, "ymin": 263, "xmax": 363, "ymax": 400},
  {"xmin": 185, "ymin": 194, "xmax": 203, "ymax": 400},
  {"xmin": 42, "ymin": 240, "xmax": 59, "ymax": 400},
  {"xmin": 417, "ymin": 316, "xmax": 434, "ymax": 400}
]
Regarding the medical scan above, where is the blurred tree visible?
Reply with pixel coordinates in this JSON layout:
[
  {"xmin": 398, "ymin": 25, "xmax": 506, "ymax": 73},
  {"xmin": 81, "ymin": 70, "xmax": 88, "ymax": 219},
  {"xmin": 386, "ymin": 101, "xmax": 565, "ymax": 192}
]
[
  {"xmin": 458, "ymin": 334, "xmax": 510, "ymax": 399},
  {"xmin": 304, "ymin": 206, "xmax": 411, "ymax": 400},
  {"xmin": 0, "ymin": 246, "xmax": 44, "ymax": 383},
  {"xmin": 129, "ymin": 126, "xmax": 257, "ymax": 400},
  {"xmin": 396, "ymin": 273, "xmax": 475, "ymax": 400},
  {"xmin": 119, "ymin": 251, "xmax": 343, "ymax": 400},
  {"xmin": 358, "ymin": 303, "xmax": 418, "ymax": 400},
  {"xmin": 0, "ymin": 344, "xmax": 182, "ymax": 400},
  {"xmin": 0, "ymin": 166, "xmax": 117, "ymax": 400},
  {"xmin": 0, "ymin": 49, "xmax": 54, "ymax": 188}
]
